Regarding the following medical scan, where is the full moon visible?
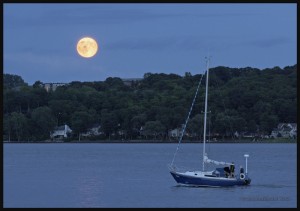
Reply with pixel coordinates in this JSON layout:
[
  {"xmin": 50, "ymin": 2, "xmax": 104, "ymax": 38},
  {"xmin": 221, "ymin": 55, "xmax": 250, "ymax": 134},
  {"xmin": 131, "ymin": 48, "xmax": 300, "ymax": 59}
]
[{"xmin": 76, "ymin": 37, "xmax": 98, "ymax": 58}]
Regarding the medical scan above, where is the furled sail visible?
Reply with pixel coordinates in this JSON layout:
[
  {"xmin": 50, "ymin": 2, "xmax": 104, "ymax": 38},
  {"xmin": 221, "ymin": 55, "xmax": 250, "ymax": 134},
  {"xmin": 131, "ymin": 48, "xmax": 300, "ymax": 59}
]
[{"xmin": 204, "ymin": 155, "xmax": 232, "ymax": 166}]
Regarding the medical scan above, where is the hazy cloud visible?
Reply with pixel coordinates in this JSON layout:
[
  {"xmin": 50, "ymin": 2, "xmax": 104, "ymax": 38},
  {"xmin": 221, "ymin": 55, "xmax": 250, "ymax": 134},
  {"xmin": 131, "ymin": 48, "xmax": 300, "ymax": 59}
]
[
  {"xmin": 247, "ymin": 37, "xmax": 291, "ymax": 48},
  {"xmin": 5, "ymin": 3, "xmax": 257, "ymax": 29}
]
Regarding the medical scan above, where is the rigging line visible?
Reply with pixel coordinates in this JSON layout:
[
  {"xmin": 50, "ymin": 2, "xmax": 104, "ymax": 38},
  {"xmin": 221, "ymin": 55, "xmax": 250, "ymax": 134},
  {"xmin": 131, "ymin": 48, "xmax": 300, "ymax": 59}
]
[{"xmin": 170, "ymin": 73, "xmax": 205, "ymax": 166}]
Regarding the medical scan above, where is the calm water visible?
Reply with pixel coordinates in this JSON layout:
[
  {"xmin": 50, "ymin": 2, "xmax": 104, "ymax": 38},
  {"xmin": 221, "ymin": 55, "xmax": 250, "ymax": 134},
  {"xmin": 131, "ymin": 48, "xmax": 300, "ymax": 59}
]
[{"xmin": 3, "ymin": 143, "xmax": 297, "ymax": 208}]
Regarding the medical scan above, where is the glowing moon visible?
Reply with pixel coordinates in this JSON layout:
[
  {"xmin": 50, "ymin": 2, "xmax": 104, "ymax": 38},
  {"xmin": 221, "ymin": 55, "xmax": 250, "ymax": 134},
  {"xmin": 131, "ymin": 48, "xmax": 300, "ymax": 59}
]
[{"xmin": 76, "ymin": 37, "xmax": 98, "ymax": 58}]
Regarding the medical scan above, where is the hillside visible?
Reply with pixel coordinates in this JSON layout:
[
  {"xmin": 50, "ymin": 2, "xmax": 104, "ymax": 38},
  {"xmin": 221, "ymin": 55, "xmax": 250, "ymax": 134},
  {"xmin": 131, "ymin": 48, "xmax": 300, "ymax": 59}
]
[{"xmin": 3, "ymin": 64, "xmax": 297, "ymax": 141}]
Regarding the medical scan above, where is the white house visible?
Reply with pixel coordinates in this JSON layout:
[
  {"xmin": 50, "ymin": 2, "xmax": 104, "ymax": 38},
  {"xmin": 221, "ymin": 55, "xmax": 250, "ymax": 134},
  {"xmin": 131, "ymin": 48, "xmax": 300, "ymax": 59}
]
[
  {"xmin": 50, "ymin": 124, "xmax": 72, "ymax": 139},
  {"xmin": 121, "ymin": 78, "xmax": 143, "ymax": 86},
  {"xmin": 288, "ymin": 123, "xmax": 297, "ymax": 139},
  {"xmin": 168, "ymin": 125, "xmax": 184, "ymax": 138},
  {"xmin": 168, "ymin": 128, "xmax": 181, "ymax": 138},
  {"xmin": 81, "ymin": 124, "xmax": 102, "ymax": 137},
  {"xmin": 41, "ymin": 82, "xmax": 68, "ymax": 92},
  {"xmin": 270, "ymin": 123, "xmax": 297, "ymax": 139}
]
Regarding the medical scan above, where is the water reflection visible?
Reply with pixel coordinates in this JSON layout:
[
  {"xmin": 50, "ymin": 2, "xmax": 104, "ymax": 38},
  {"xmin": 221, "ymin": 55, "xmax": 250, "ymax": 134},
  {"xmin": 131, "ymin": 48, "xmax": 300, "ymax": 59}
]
[{"xmin": 78, "ymin": 174, "xmax": 103, "ymax": 207}]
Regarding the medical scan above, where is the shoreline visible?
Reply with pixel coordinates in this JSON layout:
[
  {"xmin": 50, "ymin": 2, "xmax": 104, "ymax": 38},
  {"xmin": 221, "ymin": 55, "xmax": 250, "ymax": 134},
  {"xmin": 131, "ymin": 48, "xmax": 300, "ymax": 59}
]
[{"xmin": 3, "ymin": 139, "xmax": 297, "ymax": 144}]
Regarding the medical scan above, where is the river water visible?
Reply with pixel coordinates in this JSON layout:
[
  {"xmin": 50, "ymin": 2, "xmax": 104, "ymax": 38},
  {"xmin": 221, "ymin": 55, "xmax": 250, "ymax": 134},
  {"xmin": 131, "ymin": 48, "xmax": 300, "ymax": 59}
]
[{"xmin": 3, "ymin": 143, "xmax": 297, "ymax": 208}]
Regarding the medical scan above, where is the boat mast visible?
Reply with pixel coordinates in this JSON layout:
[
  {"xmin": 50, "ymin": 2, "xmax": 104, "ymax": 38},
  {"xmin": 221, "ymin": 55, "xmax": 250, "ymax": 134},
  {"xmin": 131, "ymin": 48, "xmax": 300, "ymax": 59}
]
[{"xmin": 203, "ymin": 57, "xmax": 210, "ymax": 171}]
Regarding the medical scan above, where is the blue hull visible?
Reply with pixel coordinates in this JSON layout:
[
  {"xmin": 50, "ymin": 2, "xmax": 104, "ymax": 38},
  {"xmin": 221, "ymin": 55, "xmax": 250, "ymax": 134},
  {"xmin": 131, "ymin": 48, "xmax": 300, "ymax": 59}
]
[{"xmin": 170, "ymin": 171, "xmax": 251, "ymax": 187}]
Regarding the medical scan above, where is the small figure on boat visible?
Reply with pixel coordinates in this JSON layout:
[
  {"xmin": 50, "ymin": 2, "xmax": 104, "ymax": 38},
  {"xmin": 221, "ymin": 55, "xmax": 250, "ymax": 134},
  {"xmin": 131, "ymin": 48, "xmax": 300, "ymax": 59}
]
[
  {"xmin": 224, "ymin": 166, "xmax": 230, "ymax": 178},
  {"xmin": 230, "ymin": 162, "xmax": 235, "ymax": 177},
  {"xmin": 240, "ymin": 165, "xmax": 244, "ymax": 174}
]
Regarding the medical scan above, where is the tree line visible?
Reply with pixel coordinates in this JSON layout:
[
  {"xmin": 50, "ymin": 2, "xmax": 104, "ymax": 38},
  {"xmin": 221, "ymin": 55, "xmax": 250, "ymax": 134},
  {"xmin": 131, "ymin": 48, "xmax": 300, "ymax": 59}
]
[{"xmin": 3, "ymin": 64, "xmax": 297, "ymax": 141}]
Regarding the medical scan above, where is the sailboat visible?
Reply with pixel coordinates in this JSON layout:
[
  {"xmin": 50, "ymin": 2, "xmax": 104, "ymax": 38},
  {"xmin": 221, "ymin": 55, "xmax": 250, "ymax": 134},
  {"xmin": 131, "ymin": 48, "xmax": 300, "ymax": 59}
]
[{"xmin": 169, "ymin": 57, "xmax": 251, "ymax": 187}]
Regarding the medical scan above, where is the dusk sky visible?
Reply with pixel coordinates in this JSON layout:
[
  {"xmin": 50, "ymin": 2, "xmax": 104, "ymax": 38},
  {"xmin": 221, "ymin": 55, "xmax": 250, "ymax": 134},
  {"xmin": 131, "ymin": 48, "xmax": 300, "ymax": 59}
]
[{"xmin": 4, "ymin": 3, "xmax": 297, "ymax": 85}]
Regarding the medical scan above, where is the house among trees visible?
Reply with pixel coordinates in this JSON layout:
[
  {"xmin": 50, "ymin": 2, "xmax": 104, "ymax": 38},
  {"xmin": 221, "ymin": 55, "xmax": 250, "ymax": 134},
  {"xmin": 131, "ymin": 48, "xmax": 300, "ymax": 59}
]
[
  {"xmin": 80, "ymin": 124, "xmax": 102, "ymax": 137},
  {"xmin": 40, "ymin": 82, "xmax": 69, "ymax": 92},
  {"xmin": 270, "ymin": 123, "xmax": 297, "ymax": 139},
  {"xmin": 121, "ymin": 78, "xmax": 143, "ymax": 86},
  {"xmin": 50, "ymin": 124, "xmax": 72, "ymax": 139},
  {"xmin": 168, "ymin": 125, "xmax": 184, "ymax": 138},
  {"xmin": 168, "ymin": 128, "xmax": 182, "ymax": 138}
]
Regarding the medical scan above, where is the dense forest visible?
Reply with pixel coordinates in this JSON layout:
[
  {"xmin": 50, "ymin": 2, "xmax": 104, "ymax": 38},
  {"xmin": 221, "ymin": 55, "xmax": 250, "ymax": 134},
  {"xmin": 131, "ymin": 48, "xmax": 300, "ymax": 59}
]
[{"xmin": 3, "ymin": 64, "xmax": 297, "ymax": 142}]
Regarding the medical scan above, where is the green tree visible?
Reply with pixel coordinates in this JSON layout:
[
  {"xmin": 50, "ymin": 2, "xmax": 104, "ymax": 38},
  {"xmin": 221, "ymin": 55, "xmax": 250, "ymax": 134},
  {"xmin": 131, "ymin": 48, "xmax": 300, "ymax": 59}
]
[
  {"xmin": 131, "ymin": 113, "xmax": 147, "ymax": 137},
  {"xmin": 10, "ymin": 112, "xmax": 28, "ymax": 141},
  {"xmin": 187, "ymin": 114, "xmax": 203, "ymax": 139},
  {"xmin": 100, "ymin": 109, "xmax": 118, "ymax": 139},
  {"xmin": 3, "ymin": 114, "xmax": 12, "ymax": 141},
  {"xmin": 259, "ymin": 114, "xmax": 279, "ymax": 134},
  {"xmin": 31, "ymin": 106, "xmax": 56, "ymax": 140},
  {"xmin": 71, "ymin": 110, "xmax": 97, "ymax": 141},
  {"xmin": 3, "ymin": 74, "xmax": 28, "ymax": 89},
  {"xmin": 143, "ymin": 121, "xmax": 165, "ymax": 140}
]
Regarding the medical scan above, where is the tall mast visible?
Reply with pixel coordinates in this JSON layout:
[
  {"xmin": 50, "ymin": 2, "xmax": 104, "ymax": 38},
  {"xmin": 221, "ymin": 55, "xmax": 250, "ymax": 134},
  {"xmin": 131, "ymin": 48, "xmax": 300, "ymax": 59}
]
[{"xmin": 203, "ymin": 57, "xmax": 210, "ymax": 171}]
